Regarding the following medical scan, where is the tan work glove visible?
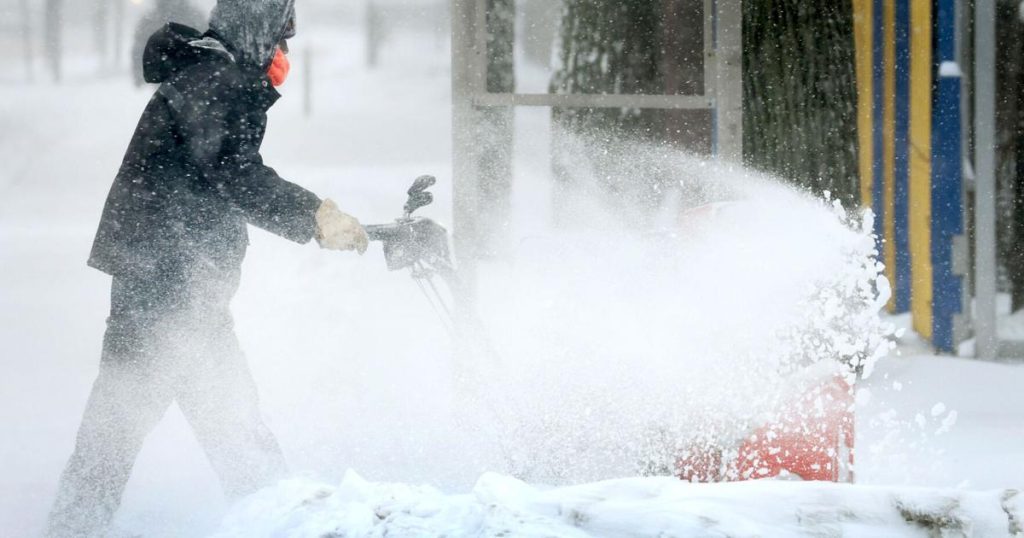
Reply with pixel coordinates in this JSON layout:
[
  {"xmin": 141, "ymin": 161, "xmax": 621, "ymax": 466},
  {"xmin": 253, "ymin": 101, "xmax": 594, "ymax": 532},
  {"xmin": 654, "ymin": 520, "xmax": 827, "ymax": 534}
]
[{"xmin": 315, "ymin": 199, "xmax": 369, "ymax": 254}]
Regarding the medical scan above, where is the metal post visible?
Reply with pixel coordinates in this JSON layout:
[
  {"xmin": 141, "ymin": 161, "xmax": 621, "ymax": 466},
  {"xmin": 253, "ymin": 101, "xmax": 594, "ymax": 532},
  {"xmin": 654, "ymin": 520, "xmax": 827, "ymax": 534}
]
[
  {"xmin": 703, "ymin": 0, "xmax": 715, "ymax": 99},
  {"xmin": 476, "ymin": 0, "xmax": 515, "ymax": 258},
  {"xmin": 94, "ymin": 0, "xmax": 108, "ymax": 71},
  {"xmin": 113, "ymin": 0, "xmax": 123, "ymax": 68},
  {"xmin": 974, "ymin": 0, "xmax": 998, "ymax": 359},
  {"xmin": 451, "ymin": 0, "xmax": 484, "ymax": 293},
  {"xmin": 366, "ymin": 0, "xmax": 380, "ymax": 68},
  {"xmin": 45, "ymin": 0, "xmax": 63, "ymax": 83},
  {"xmin": 19, "ymin": 0, "xmax": 32, "ymax": 81},
  {"xmin": 715, "ymin": 0, "xmax": 743, "ymax": 162}
]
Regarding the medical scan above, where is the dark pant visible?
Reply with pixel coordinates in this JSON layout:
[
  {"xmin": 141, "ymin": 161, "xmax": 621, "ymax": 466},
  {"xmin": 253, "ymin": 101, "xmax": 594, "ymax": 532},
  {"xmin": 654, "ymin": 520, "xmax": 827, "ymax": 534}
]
[{"xmin": 46, "ymin": 259, "xmax": 287, "ymax": 538}]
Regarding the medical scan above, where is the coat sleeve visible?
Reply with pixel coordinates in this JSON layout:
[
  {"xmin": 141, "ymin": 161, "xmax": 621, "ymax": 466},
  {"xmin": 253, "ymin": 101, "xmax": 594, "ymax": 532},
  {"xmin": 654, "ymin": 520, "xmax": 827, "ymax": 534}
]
[{"xmin": 164, "ymin": 73, "xmax": 322, "ymax": 244}]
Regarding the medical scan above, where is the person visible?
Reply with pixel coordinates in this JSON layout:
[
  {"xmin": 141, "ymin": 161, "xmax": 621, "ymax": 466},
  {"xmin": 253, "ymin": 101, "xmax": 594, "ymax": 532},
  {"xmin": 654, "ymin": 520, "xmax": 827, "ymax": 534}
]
[{"xmin": 45, "ymin": 1, "xmax": 368, "ymax": 536}]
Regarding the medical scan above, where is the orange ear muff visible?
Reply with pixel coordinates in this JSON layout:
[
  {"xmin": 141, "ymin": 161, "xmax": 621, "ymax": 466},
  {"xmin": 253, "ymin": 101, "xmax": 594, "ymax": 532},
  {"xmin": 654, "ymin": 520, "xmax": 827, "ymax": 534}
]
[{"xmin": 267, "ymin": 47, "xmax": 290, "ymax": 87}]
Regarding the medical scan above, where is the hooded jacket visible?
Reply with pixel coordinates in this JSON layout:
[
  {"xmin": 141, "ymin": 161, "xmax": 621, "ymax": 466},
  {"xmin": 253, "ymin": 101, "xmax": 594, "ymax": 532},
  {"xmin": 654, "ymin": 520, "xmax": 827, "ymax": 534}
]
[
  {"xmin": 209, "ymin": 0, "xmax": 296, "ymax": 70},
  {"xmin": 89, "ymin": 7, "xmax": 318, "ymax": 276}
]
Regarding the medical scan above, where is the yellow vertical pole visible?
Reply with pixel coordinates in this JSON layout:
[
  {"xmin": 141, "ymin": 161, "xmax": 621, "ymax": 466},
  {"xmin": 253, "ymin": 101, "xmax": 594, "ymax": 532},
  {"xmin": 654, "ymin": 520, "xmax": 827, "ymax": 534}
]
[
  {"xmin": 909, "ymin": 0, "xmax": 934, "ymax": 340},
  {"xmin": 853, "ymin": 0, "xmax": 874, "ymax": 209}
]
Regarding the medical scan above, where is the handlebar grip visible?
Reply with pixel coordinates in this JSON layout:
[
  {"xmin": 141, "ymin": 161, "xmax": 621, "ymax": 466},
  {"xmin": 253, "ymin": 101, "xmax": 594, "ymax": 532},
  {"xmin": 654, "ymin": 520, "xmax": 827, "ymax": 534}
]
[{"xmin": 363, "ymin": 224, "xmax": 398, "ymax": 242}]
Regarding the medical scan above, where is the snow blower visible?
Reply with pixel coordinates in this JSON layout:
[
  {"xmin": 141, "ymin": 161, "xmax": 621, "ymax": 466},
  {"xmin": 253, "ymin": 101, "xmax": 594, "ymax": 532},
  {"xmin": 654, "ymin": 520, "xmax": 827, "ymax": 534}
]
[{"xmin": 363, "ymin": 175, "xmax": 464, "ymax": 336}]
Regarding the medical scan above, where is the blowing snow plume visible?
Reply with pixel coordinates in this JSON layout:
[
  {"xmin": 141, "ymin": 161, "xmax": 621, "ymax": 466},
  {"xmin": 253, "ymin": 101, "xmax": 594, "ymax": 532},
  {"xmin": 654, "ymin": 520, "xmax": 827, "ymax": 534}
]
[
  {"xmin": 229, "ymin": 135, "xmax": 895, "ymax": 493},
  {"xmin": 453, "ymin": 135, "xmax": 895, "ymax": 485}
]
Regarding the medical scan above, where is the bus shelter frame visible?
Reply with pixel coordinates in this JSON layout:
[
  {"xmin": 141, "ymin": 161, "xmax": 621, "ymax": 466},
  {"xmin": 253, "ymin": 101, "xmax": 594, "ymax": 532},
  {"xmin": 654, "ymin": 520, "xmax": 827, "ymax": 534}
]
[{"xmin": 449, "ymin": 0, "xmax": 744, "ymax": 290}]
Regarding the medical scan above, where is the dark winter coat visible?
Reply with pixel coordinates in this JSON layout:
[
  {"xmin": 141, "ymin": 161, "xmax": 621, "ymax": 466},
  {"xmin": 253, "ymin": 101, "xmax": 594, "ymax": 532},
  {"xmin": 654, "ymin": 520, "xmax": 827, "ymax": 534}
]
[{"xmin": 89, "ymin": 4, "xmax": 316, "ymax": 276}]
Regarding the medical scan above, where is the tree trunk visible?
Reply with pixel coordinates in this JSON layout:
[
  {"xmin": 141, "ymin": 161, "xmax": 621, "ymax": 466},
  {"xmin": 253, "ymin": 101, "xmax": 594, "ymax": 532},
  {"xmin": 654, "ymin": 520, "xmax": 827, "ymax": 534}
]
[
  {"xmin": 742, "ymin": 0, "xmax": 860, "ymax": 205},
  {"xmin": 549, "ymin": 0, "xmax": 678, "ymax": 226}
]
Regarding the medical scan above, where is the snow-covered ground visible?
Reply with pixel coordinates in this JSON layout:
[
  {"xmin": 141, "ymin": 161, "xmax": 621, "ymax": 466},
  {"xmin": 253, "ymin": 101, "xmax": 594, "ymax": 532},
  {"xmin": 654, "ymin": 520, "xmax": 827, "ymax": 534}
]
[
  {"xmin": 210, "ymin": 472, "xmax": 1022, "ymax": 537},
  {"xmin": 2, "ymin": 14, "xmax": 1023, "ymax": 538}
]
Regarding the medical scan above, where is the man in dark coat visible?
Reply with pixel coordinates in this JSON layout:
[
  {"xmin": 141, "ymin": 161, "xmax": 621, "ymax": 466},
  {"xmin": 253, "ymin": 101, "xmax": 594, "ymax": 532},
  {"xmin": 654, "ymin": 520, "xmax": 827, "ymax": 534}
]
[{"xmin": 46, "ymin": 1, "xmax": 367, "ymax": 536}]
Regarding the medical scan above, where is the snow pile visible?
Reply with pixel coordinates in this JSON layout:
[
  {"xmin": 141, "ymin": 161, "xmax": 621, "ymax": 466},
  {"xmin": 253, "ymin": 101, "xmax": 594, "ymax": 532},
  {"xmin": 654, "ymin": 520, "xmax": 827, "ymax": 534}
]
[{"xmin": 212, "ymin": 472, "xmax": 1023, "ymax": 537}]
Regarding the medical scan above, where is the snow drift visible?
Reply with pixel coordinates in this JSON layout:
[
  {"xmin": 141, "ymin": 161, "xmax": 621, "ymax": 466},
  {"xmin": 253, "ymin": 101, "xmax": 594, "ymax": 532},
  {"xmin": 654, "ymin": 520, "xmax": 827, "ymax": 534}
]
[{"xmin": 212, "ymin": 472, "xmax": 1023, "ymax": 537}]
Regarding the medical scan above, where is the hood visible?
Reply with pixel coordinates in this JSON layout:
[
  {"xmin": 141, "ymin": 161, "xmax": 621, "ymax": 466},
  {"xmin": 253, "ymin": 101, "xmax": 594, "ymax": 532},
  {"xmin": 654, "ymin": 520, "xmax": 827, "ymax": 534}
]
[
  {"xmin": 209, "ymin": 0, "xmax": 296, "ymax": 71},
  {"xmin": 143, "ymin": 23, "xmax": 234, "ymax": 83}
]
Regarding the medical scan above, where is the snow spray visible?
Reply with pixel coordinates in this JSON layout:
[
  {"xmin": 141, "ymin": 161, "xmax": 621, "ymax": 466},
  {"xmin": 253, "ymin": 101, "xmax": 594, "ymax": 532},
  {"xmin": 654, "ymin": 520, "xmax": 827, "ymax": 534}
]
[
  {"xmin": 458, "ymin": 134, "xmax": 895, "ymax": 484},
  {"xmin": 234, "ymin": 132, "xmax": 895, "ymax": 489}
]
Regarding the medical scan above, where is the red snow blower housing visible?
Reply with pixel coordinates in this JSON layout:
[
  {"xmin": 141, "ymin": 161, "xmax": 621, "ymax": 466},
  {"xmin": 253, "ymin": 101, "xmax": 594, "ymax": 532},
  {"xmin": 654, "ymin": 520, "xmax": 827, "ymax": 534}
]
[{"xmin": 673, "ymin": 202, "xmax": 856, "ymax": 484}]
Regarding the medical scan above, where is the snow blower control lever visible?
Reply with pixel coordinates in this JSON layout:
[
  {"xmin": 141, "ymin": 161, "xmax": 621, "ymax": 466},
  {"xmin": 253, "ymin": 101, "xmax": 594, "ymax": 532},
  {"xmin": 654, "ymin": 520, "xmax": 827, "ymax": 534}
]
[{"xmin": 404, "ymin": 174, "xmax": 436, "ymax": 219}]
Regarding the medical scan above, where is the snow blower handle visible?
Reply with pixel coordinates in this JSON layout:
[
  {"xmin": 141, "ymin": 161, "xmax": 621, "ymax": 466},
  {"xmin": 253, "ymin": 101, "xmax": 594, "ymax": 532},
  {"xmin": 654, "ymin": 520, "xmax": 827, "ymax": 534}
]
[
  {"xmin": 362, "ymin": 174, "xmax": 454, "ymax": 274},
  {"xmin": 362, "ymin": 175, "xmax": 494, "ymax": 356},
  {"xmin": 363, "ymin": 218, "xmax": 454, "ymax": 273}
]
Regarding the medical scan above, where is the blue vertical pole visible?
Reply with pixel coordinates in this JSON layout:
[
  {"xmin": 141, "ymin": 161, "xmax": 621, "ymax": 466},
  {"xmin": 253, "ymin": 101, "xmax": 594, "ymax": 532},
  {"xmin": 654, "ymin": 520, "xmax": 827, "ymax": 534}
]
[
  {"xmin": 893, "ymin": 0, "xmax": 911, "ymax": 312},
  {"xmin": 932, "ymin": 0, "xmax": 963, "ymax": 352},
  {"xmin": 872, "ymin": 0, "xmax": 886, "ymax": 251}
]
